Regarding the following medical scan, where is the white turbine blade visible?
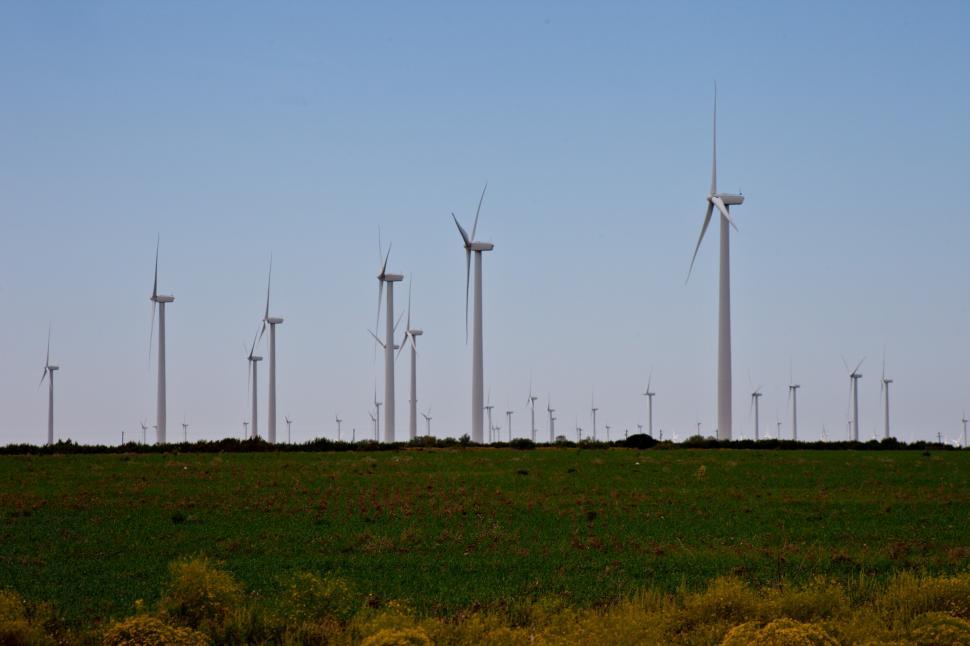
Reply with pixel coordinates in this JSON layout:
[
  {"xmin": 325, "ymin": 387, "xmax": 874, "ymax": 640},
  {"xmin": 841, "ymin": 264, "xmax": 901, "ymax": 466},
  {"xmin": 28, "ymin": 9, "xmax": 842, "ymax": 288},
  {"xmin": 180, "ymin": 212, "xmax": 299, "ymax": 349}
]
[
  {"xmin": 394, "ymin": 309, "xmax": 405, "ymax": 334},
  {"xmin": 841, "ymin": 354, "xmax": 851, "ymax": 374},
  {"xmin": 381, "ymin": 242, "xmax": 391, "ymax": 277},
  {"xmin": 264, "ymin": 255, "xmax": 272, "ymax": 321},
  {"xmin": 854, "ymin": 357, "xmax": 866, "ymax": 374},
  {"xmin": 38, "ymin": 367, "xmax": 48, "ymax": 388},
  {"xmin": 647, "ymin": 368, "xmax": 653, "ymax": 393},
  {"xmin": 375, "ymin": 280, "xmax": 384, "ymax": 348},
  {"xmin": 406, "ymin": 277, "xmax": 412, "ymax": 331},
  {"xmin": 711, "ymin": 84, "xmax": 717, "ymax": 195},
  {"xmin": 686, "ymin": 202, "xmax": 714, "ymax": 283},
  {"xmin": 711, "ymin": 196, "xmax": 738, "ymax": 231},
  {"xmin": 452, "ymin": 213, "xmax": 470, "ymax": 246},
  {"xmin": 148, "ymin": 301, "xmax": 156, "ymax": 364},
  {"xmin": 152, "ymin": 235, "xmax": 159, "ymax": 300},
  {"xmin": 471, "ymin": 182, "xmax": 487, "ymax": 241},
  {"xmin": 45, "ymin": 324, "xmax": 51, "ymax": 367},
  {"xmin": 368, "ymin": 329, "xmax": 386, "ymax": 349},
  {"xmin": 257, "ymin": 320, "xmax": 267, "ymax": 347},
  {"xmin": 397, "ymin": 333, "xmax": 408, "ymax": 360}
]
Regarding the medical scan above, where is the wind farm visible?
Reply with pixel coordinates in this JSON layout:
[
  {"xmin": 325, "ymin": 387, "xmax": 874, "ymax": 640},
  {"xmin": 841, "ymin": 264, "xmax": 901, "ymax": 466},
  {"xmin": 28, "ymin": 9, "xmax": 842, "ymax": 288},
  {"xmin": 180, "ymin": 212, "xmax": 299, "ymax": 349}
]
[{"xmin": 2, "ymin": 3, "xmax": 968, "ymax": 644}]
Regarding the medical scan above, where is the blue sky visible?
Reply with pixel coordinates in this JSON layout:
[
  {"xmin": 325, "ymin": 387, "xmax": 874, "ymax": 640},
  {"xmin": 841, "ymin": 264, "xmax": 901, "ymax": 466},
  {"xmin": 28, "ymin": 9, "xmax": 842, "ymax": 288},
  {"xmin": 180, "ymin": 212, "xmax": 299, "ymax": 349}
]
[{"xmin": 1, "ymin": 1, "xmax": 968, "ymax": 445}]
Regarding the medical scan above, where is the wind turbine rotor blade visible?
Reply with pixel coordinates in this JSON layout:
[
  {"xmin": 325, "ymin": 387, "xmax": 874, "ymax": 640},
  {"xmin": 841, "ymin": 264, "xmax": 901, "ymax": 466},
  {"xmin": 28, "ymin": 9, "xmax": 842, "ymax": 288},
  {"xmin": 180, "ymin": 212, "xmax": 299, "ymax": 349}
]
[
  {"xmin": 711, "ymin": 196, "xmax": 738, "ymax": 231},
  {"xmin": 451, "ymin": 213, "xmax": 470, "ymax": 246},
  {"xmin": 148, "ymin": 301, "xmax": 156, "ymax": 362},
  {"xmin": 38, "ymin": 367, "xmax": 48, "ymax": 388},
  {"xmin": 264, "ymin": 256, "xmax": 272, "ymax": 321},
  {"xmin": 397, "ymin": 335, "xmax": 407, "ymax": 359},
  {"xmin": 841, "ymin": 355, "xmax": 851, "ymax": 374},
  {"xmin": 854, "ymin": 357, "xmax": 866, "ymax": 374},
  {"xmin": 382, "ymin": 243, "xmax": 391, "ymax": 277},
  {"xmin": 647, "ymin": 368, "xmax": 653, "ymax": 393},
  {"xmin": 406, "ymin": 277, "xmax": 412, "ymax": 330},
  {"xmin": 471, "ymin": 182, "xmax": 487, "ymax": 241},
  {"xmin": 368, "ymin": 329, "xmax": 385, "ymax": 348},
  {"xmin": 394, "ymin": 310, "xmax": 405, "ymax": 333},
  {"xmin": 152, "ymin": 235, "xmax": 159, "ymax": 300},
  {"xmin": 375, "ymin": 280, "xmax": 384, "ymax": 344},
  {"xmin": 45, "ymin": 324, "xmax": 51, "ymax": 366},
  {"xmin": 711, "ymin": 83, "xmax": 717, "ymax": 195},
  {"xmin": 686, "ymin": 202, "xmax": 715, "ymax": 283}
]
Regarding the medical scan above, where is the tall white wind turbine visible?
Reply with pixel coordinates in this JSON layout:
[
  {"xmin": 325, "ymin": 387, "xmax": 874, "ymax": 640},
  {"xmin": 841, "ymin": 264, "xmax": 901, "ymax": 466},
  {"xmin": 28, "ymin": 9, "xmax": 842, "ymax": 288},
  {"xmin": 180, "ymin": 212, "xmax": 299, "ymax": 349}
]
[
  {"xmin": 526, "ymin": 379, "xmax": 538, "ymax": 442},
  {"xmin": 843, "ymin": 356, "xmax": 865, "ymax": 442},
  {"xmin": 285, "ymin": 416, "xmax": 293, "ymax": 443},
  {"xmin": 686, "ymin": 88, "xmax": 745, "ymax": 441},
  {"xmin": 247, "ymin": 334, "xmax": 263, "ymax": 440},
  {"xmin": 375, "ymin": 236, "xmax": 403, "ymax": 442},
  {"xmin": 788, "ymin": 384, "xmax": 800, "ymax": 441},
  {"xmin": 881, "ymin": 353, "xmax": 893, "ymax": 440},
  {"xmin": 140, "ymin": 420, "xmax": 148, "ymax": 444},
  {"xmin": 38, "ymin": 326, "xmax": 59, "ymax": 446},
  {"xmin": 484, "ymin": 390, "xmax": 495, "ymax": 444},
  {"xmin": 962, "ymin": 413, "xmax": 968, "ymax": 448},
  {"xmin": 505, "ymin": 407, "xmax": 513, "ymax": 442},
  {"xmin": 590, "ymin": 394, "xmax": 598, "ymax": 441},
  {"xmin": 421, "ymin": 407, "xmax": 432, "ymax": 435},
  {"xmin": 750, "ymin": 387, "xmax": 762, "ymax": 441},
  {"xmin": 335, "ymin": 414, "xmax": 342, "ymax": 441},
  {"xmin": 547, "ymin": 398, "xmax": 555, "ymax": 443},
  {"xmin": 642, "ymin": 371, "xmax": 656, "ymax": 437},
  {"xmin": 373, "ymin": 384, "xmax": 382, "ymax": 442},
  {"xmin": 257, "ymin": 257, "xmax": 284, "ymax": 444},
  {"xmin": 149, "ymin": 237, "xmax": 175, "ymax": 444},
  {"xmin": 452, "ymin": 184, "xmax": 494, "ymax": 443},
  {"xmin": 398, "ymin": 279, "xmax": 423, "ymax": 441},
  {"xmin": 181, "ymin": 416, "xmax": 188, "ymax": 443}
]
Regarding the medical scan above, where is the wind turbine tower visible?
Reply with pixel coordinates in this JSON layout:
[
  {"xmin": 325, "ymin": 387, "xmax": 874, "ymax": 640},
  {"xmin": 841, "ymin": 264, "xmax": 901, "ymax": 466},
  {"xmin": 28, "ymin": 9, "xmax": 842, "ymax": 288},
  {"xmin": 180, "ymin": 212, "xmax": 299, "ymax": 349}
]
[
  {"xmin": 962, "ymin": 413, "xmax": 968, "ymax": 448},
  {"xmin": 335, "ymin": 415, "xmax": 342, "ymax": 440},
  {"xmin": 247, "ymin": 335, "xmax": 263, "ymax": 440},
  {"xmin": 642, "ymin": 373, "xmax": 656, "ymax": 437},
  {"xmin": 881, "ymin": 356, "xmax": 893, "ymax": 440},
  {"xmin": 591, "ymin": 395, "xmax": 599, "ymax": 441},
  {"xmin": 750, "ymin": 388, "xmax": 762, "ymax": 441},
  {"xmin": 527, "ymin": 381, "xmax": 538, "ymax": 442},
  {"xmin": 39, "ymin": 327, "xmax": 59, "ymax": 446},
  {"xmin": 788, "ymin": 384, "xmax": 800, "ymax": 441},
  {"xmin": 484, "ymin": 393, "xmax": 495, "ymax": 444},
  {"xmin": 452, "ymin": 184, "xmax": 494, "ymax": 443},
  {"xmin": 181, "ymin": 417, "xmax": 188, "ymax": 443},
  {"xmin": 506, "ymin": 408, "xmax": 513, "ymax": 441},
  {"xmin": 844, "ymin": 357, "xmax": 865, "ymax": 442},
  {"xmin": 686, "ymin": 88, "xmax": 745, "ymax": 441},
  {"xmin": 547, "ymin": 398, "xmax": 555, "ymax": 443},
  {"xmin": 285, "ymin": 416, "xmax": 292, "ymax": 443},
  {"xmin": 375, "ymin": 237, "xmax": 403, "ymax": 443},
  {"xmin": 259, "ymin": 258, "xmax": 284, "ymax": 444},
  {"xmin": 399, "ymin": 280, "xmax": 422, "ymax": 441},
  {"xmin": 421, "ymin": 407, "xmax": 432, "ymax": 435},
  {"xmin": 149, "ymin": 238, "xmax": 175, "ymax": 444}
]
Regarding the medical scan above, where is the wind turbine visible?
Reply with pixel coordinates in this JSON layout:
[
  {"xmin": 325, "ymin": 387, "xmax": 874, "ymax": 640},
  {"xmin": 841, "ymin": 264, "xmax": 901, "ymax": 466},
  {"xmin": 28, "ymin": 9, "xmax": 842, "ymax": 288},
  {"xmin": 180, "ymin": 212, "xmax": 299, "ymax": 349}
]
[
  {"xmin": 547, "ymin": 398, "xmax": 555, "ymax": 443},
  {"xmin": 575, "ymin": 417, "xmax": 582, "ymax": 442},
  {"xmin": 686, "ymin": 87, "xmax": 745, "ymax": 441},
  {"xmin": 374, "ymin": 386, "xmax": 383, "ymax": 442},
  {"xmin": 242, "ymin": 421, "xmax": 248, "ymax": 438},
  {"xmin": 181, "ymin": 416, "xmax": 188, "ymax": 443},
  {"xmin": 398, "ymin": 279, "xmax": 423, "ymax": 441},
  {"xmin": 642, "ymin": 372, "xmax": 656, "ymax": 437},
  {"xmin": 484, "ymin": 390, "xmax": 495, "ymax": 444},
  {"xmin": 285, "ymin": 416, "xmax": 292, "ymax": 443},
  {"xmin": 750, "ymin": 387, "xmax": 762, "ymax": 441},
  {"xmin": 247, "ymin": 333, "xmax": 263, "ymax": 440},
  {"xmin": 452, "ymin": 184, "xmax": 495, "ymax": 443},
  {"xmin": 526, "ymin": 379, "xmax": 538, "ymax": 442},
  {"xmin": 149, "ymin": 237, "xmax": 175, "ymax": 444},
  {"xmin": 605, "ymin": 424, "xmax": 611, "ymax": 442},
  {"xmin": 374, "ymin": 233, "xmax": 403, "ymax": 443},
  {"xmin": 38, "ymin": 326, "xmax": 59, "ymax": 446},
  {"xmin": 843, "ymin": 356, "xmax": 865, "ymax": 442},
  {"xmin": 257, "ymin": 257, "xmax": 284, "ymax": 444},
  {"xmin": 788, "ymin": 384, "xmax": 800, "ymax": 441},
  {"xmin": 881, "ymin": 352, "xmax": 893, "ymax": 440},
  {"xmin": 591, "ymin": 394, "xmax": 598, "ymax": 441},
  {"xmin": 505, "ymin": 407, "xmax": 514, "ymax": 441},
  {"xmin": 368, "ymin": 412, "xmax": 377, "ymax": 440},
  {"xmin": 421, "ymin": 407, "xmax": 432, "ymax": 435},
  {"xmin": 335, "ymin": 414, "xmax": 342, "ymax": 441},
  {"xmin": 140, "ymin": 420, "xmax": 148, "ymax": 444},
  {"xmin": 962, "ymin": 413, "xmax": 968, "ymax": 448}
]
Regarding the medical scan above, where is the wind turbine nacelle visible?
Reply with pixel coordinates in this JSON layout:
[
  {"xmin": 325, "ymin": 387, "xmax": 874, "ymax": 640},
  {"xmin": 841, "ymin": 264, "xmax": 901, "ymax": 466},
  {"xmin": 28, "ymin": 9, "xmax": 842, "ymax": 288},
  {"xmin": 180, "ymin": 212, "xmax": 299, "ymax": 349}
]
[
  {"xmin": 716, "ymin": 193, "xmax": 744, "ymax": 206},
  {"xmin": 250, "ymin": 356, "xmax": 263, "ymax": 362},
  {"xmin": 410, "ymin": 329, "xmax": 423, "ymax": 336},
  {"xmin": 48, "ymin": 365, "xmax": 60, "ymax": 371},
  {"xmin": 153, "ymin": 295, "xmax": 175, "ymax": 303},
  {"xmin": 266, "ymin": 317, "xmax": 284, "ymax": 325},
  {"xmin": 470, "ymin": 242, "xmax": 494, "ymax": 251},
  {"xmin": 384, "ymin": 273, "xmax": 405, "ymax": 282}
]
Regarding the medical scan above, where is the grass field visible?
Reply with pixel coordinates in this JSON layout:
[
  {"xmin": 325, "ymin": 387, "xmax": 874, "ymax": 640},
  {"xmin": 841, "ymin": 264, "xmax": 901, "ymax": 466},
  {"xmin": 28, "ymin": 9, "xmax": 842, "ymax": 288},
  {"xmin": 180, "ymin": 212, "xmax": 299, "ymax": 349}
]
[{"xmin": 1, "ymin": 448, "xmax": 968, "ymax": 631}]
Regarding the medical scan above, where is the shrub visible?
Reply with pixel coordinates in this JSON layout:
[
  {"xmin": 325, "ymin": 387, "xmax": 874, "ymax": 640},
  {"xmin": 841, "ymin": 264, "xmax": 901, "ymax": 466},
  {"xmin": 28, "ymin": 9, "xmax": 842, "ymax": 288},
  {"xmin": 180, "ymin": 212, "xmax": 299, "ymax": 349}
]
[
  {"xmin": 509, "ymin": 439, "xmax": 535, "ymax": 450},
  {"xmin": 623, "ymin": 433, "xmax": 658, "ymax": 449},
  {"xmin": 283, "ymin": 572, "xmax": 360, "ymax": 623},
  {"xmin": 0, "ymin": 590, "xmax": 54, "ymax": 646},
  {"xmin": 908, "ymin": 612, "xmax": 970, "ymax": 646},
  {"xmin": 158, "ymin": 556, "xmax": 244, "ymax": 632},
  {"xmin": 878, "ymin": 572, "xmax": 970, "ymax": 623},
  {"xmin": 360, "ymin": 627, "xmax": 432, "ymax": 646},
  {"xmin": 720, "ymin": 618, "xmax": 838, "ymax": 645},
  {"xmin": 103, "ymin": 615, "xmax": 209, "ymax": 646}
]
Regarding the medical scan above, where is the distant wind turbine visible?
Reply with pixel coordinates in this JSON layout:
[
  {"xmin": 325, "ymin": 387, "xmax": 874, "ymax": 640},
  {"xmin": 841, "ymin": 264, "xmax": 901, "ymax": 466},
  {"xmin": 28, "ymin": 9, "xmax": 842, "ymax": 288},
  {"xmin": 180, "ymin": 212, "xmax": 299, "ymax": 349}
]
[
  {"xmin": 788, "ymin": 383, "xmax": 800, "ymax": 441},
  {"xmin": 335, "ymin": 414, "xmax": 342, "ymax": 441},
  {"xmin": 373, "ymin": 384, "xmax": 383, "ymax": 442},
  {"xmin": 242, "ymin": 420, "xmax": 248, "ymax": 439},
  {"xmin": 285, "ymin": 416, "xmax": 293, "ymax": 443},
  {"xmin": 881, "ymin": 351, "xmax": 893, "ymax": 440},
  {"xmin": 526, "ymin": 379, "xmax": 538, "ymax": 442},
  {"xmin": 246, "ymin": 333, "xmax": 263, "ymax": 440},
  {"xmin": 605, "ymin": 424, "xmax": 611, "ymax": 442},
  {"xmin": 398, "ymin": 279, "xmax": 423, "ymax": 441},
  {"xmin": 642, "ymin": 371, "xmax": 656, "ymax": 437},
  {"xmin": 421, "ymin": 406, "xmax": 432, "ymax": 435},
  {"xmin": 38, "ymin": 325, "xmax": 59, "ymax": 446},
  {"xmin": 961, "ymin": 412, "xmax": 967, "ymax": 449},
  {"xmin": 374, "ymin": 232, "xmax": 403, "ymax": 443},
  {"xmin": 506, "ymin": 407, "xmax": 514, "ymax": 442},
  {"xmin": 547, "ymin": 397, "xmax": 555, "ymax": 443},
  {"xmin": 181, "ymin": 416, "xmax": 188, "ymax": 443},
  {"xmin": 591, "ymin": 393, "xmax": 598, "ymax": 441},
  {"xmin": 843, "ymin": 356, "xmax": 865, "ymax": 442},
  {"xmin": 686, "ymin": 87, "xmax": 745, "ymax": 441},
  {"xmin": 750, "ymin": 387, "xmax": 762, "ymax": 441},
  {"xmin": 484, "ymin": 390, "xmax": 495, "ymax": 444},
  {"xmin": 257, "ymin": 257, "xmax": 284, "ymax": 444},
  {"xmin": 140, "ymin": 420, "xmax": 148, "ymax": 444},
  {"xmin": 149, "ymin": 236, "xmax": 175, "ymax": 444},
  {"xmin": 452, "ymin": 183, "xmax": 494, "ymax": 443}
]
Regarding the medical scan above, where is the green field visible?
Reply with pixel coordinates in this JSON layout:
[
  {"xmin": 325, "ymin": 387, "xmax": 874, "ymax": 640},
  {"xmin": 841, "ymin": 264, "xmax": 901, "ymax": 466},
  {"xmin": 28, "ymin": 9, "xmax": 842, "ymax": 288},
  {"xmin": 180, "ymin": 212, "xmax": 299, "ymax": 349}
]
[{"xmin": 1, "ymin": 448, "xmax": 968, "ymax": 628}]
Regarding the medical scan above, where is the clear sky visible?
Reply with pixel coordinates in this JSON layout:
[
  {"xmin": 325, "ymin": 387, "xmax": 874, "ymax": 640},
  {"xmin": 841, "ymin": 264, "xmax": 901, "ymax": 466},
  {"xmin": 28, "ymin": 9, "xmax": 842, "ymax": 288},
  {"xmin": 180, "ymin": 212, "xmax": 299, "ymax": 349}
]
[{"xmin": 2, "ymin": 1, "xmax": 968, "ymax": 446}]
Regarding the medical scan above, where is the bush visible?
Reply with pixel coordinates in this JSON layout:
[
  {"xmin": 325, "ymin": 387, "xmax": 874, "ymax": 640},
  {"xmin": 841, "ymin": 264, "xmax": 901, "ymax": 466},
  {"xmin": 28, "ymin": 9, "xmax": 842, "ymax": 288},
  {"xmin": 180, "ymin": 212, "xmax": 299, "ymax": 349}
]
[
  {"xmin": 283, "ymin": 572, "xmax": 360, "ymax": 624},
  {"xmin": 721, "ymin": 618, "xmax": 838, "ymax": 645},
  {"xmin": 103, "ymin": 615, "xmax": 209, "ymax": 646},
  {"xmin": 361, "ymin": 627, "xmax": 432, "ymax": 646},
  {"xmin": 0, "ymin": 590, "xmax": 54, "ymax": 646},
  {"xmin": 158, "ymin": 556, "xmax": 244, "ymax": 632},
  {"xmin": 623, "ymin": 433, "xmax": 658, "ymax": 449},
  {"xmin": 908, "ymin": 612, "xmax": 970, "ymax": 645},
  {"xmin": 878, "ymin": 572, "xmax": 970, "ymax": 622},
  {"xmin": 509, "ymin": 438, "xmax": 535, "ymax": 450}
]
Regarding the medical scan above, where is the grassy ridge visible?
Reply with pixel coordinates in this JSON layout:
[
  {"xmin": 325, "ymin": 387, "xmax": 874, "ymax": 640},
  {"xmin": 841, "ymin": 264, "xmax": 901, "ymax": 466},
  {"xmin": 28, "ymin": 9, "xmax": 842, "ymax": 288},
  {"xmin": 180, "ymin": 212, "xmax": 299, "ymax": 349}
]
[{"xmin": 0, "ymin": 449, "xmax": 967, "ymax": 626}]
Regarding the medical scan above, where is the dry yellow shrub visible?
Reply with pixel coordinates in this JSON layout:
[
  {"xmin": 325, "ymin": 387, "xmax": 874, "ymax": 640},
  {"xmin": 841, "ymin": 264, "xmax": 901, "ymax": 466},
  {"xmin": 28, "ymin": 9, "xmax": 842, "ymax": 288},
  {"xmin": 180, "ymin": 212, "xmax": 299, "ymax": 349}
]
[
  {"xmin": 103, "ymin": 615, "xmax": 210, "ymax": 646},
  {"xmin": 908, "ymin": 612, "xmax": 970, "ymax": 646},
  {"xmin": 360, "ymin": 626, "xmax": 432, "ymax": 646},
  {"xmin": 720, "ymin": 618, "xmax": 839, "ymax": 645},
  {"xmin": 158, "ymin": 556, "xmax": 244, "ymax": 631},
  {"xmin": 283, "ymin": 572, "xmax": 360, "ymax": 623},
  {"xmin": 879, "ymin": 572, "xmax": 970, "ymax": 623}
]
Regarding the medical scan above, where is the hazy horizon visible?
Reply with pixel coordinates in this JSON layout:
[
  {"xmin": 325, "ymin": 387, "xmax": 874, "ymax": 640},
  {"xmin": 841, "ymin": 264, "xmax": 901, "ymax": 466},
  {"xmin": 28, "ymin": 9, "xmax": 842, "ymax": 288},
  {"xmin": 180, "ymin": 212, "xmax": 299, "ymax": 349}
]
[{"xmin": 2, "ymin": 2, "xmax": 968, "ymax": 446}]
